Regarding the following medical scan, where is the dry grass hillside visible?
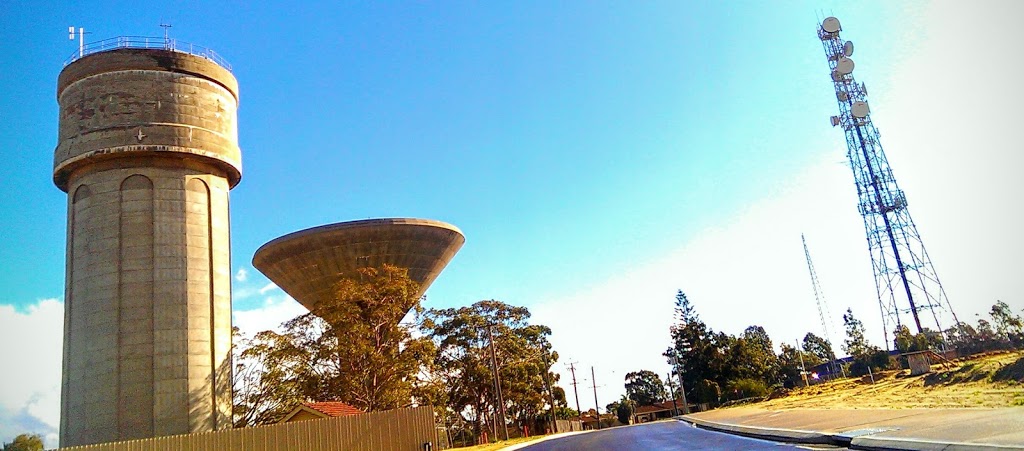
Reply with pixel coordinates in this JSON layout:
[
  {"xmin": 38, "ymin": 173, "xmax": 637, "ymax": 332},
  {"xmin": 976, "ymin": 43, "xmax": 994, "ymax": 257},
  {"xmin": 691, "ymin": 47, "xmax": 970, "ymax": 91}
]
[{"xmin": 761, "ymin": 350, "xmax": 1024, "ymax": 409}]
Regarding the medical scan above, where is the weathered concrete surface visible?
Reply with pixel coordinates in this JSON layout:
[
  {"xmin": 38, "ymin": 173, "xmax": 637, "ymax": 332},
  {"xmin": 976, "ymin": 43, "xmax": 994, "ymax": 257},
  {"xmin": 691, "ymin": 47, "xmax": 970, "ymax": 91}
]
[
  {"xmin": 56, "ymin": 49, "xmax": 238, "ymax": 447},
  {"xmin": 54, "ymin": 48, "xmax": 241, "ymax": 190},
  {"xmin": 686, "ymin": 407, "xmax": 1024, "ymax": 449},
  {"xmin": 252, "ymin": 218, "xmax": 465, "ymax": 312}
]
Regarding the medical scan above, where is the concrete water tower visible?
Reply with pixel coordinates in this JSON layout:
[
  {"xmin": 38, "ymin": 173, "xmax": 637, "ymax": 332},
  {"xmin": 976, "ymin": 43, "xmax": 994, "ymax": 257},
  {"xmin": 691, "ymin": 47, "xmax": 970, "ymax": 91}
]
[{"xmin": 54, "ymin": 43, "xmax": 240, "ymax": 446}]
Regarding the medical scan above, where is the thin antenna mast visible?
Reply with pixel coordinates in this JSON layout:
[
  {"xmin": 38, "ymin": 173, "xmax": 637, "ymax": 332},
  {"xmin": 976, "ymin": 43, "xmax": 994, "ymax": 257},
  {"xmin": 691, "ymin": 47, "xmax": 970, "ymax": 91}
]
[
  {"xmin": 159, "ymin": 21, "xmax": 173, "ymax": 49},
  {"xmin": 802, "ymin": 234, "xmax": 844, "ymax": 378},
  {"xmin": 68, "ymin": 26, "xmax": 85, "ymax": 57}
]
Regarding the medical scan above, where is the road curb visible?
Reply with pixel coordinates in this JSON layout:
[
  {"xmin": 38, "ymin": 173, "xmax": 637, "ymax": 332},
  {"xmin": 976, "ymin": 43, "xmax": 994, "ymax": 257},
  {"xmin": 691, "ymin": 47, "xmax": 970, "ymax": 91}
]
[
  {"xmin": 680, "ymin": 416, "xmax": 1024, "ymax": 451},
  {"xmin": 501, "ymin": 430, "xmax": 593, "ymax": 450},
  {"xmin": 679, "ymin": 416, "xmax": 832, "ymax": 445},
  {"xmin": 849, "ymin": 436, "xmax": 1024, "ymax": 451}
]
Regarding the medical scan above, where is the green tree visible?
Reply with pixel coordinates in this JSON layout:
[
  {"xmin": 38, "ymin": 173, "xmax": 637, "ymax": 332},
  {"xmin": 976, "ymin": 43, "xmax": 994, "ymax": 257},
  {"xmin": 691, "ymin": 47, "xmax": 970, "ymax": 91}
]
[
  {"xmin": 423, "ymin": 300, "xmax": 562, "ymax": 438},
  {"xmin": 778, "ymin": 343, "xmax": 821, "ymax": 388},
  {"xmin": 990, "ymin": 300, "xmax": 1024, "ymax": 345},
  {"xmin": 725, "ymin": 378, "xmax": 769, "ymax": 400},
  {"xmin": 842, "ymin": 308, "xmax": 892, "ymax": 376},
  {"xmin": 232, "ymin": 265, "xmax": 435, "ymax": 425},
  {"xmin": 2, "ymin": 434, "xmax": 44, "ymax": 451},
  {"xmin": 731, "ymin": 325, "xmax": 781, "ymax": 384},
  {"xmin": 842, "ymin": 308, "xmax": 870, "ymax": 358},
  {"xmin": 233, "ymin": 327, "xmax": 306, "ymax": 426},
  {"xmin": 893, "ymin": 325, "xmax": 928, "ymax": 353},
  {"xmin": 894, "ymin": 325, "xmax": 944, "ymax": 354},
  {"xmin": 693, "ymin": 379, "xmax": 721, "ymax": 405},
  {"xmin": 613, "ymin": 395, "xmax": 636, "ymax": 425},
  {"xmin": 664, "ymin": 290, "xmax": 732, "ymax": 402},
  {"xmin": 624, "ymin": 370, "xmax": 667, "ymax": 406},
  {"xmin": 802, "ymin": 332, "xmax": 836, "ymax": 362},
  {"xmin": 946, "ymin": 321, "xmax": 982, "ymax": 354}
]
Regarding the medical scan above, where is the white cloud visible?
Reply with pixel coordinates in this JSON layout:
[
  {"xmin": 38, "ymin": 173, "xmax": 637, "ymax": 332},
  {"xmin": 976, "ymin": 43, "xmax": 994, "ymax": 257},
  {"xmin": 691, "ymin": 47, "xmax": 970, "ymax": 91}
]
[
  {"xmin": 235, "ymin": 268, "xmax": 249, "ymax": 282},
  {"xmin": 0, "ymin": 299, "xmax": 63, "ymax": 449},
  {"xmin": 0, "ymin": 290, "xmax": 308, "ymax": 450},
  {"xmin": 233, "ymin": 294, "xmax": 308, "ymax": 336},
  {"xmin": 258, "ymin": 283, "xmax": 279, "ymax": 295}
]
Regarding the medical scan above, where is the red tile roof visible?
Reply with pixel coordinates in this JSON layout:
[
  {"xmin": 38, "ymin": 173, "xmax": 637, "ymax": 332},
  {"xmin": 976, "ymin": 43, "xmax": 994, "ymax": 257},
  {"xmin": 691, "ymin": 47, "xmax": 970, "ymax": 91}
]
[
  {"xmin": 634, "ymin": 405, "xmax": 668, "ymax": 414},
  {"xmin": 635, "ymin": 400, "xmax": 684, "ymax": 414},
  {"xmin": 304, "ymin": 401, "xmax": 363, "ymax": 417}
]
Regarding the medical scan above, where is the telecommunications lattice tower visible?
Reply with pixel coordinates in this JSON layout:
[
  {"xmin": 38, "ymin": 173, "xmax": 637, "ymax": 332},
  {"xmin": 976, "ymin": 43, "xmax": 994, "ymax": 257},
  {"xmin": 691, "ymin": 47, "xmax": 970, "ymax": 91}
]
[{"xmin": 817, "ymin": 17, "xmax": 960, "ymax": 347}]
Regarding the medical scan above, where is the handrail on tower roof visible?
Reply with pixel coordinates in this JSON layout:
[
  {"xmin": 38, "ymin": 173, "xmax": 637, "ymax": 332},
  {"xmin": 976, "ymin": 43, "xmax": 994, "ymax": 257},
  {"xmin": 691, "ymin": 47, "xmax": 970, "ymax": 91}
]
[{"xmin": 63, "ymin": 35, "xmax": 232, "ymax": 71}]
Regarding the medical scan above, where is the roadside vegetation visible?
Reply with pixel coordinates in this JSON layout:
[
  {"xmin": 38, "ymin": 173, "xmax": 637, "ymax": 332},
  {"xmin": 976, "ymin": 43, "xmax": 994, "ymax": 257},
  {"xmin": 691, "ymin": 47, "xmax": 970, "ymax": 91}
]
[
  {"xmin": 635, "ymin": 291, "xmax": 1024, "ymax": 410},
  {"xmin": 232, "ymin": 265, "xmax": 574, "ymax": 447},
  {"xmin": 761, "ymin": 350, "xmax": 1024, "ymax": 409}
]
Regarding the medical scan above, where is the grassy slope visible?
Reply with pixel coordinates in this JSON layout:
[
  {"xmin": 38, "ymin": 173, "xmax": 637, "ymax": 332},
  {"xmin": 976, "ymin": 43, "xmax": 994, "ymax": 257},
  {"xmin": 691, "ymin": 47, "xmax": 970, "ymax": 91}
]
[{"xmin": 761, "ymin": 350, "xmax": 1024, "ymax": 409}]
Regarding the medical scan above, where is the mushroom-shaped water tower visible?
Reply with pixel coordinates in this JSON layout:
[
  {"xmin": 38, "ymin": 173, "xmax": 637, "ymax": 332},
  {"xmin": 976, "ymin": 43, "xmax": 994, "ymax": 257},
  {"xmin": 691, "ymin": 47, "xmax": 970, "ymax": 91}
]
[{"xmin": 252, "ymin": 218, "xmax": 464, "ymax": 315}]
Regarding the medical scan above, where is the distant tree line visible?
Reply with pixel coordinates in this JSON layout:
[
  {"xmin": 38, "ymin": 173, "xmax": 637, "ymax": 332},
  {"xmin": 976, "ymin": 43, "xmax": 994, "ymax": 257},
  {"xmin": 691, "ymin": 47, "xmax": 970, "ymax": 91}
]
[{"xmin": 658, "ymin": 290, "xmax": 1024, "ymax": 407}]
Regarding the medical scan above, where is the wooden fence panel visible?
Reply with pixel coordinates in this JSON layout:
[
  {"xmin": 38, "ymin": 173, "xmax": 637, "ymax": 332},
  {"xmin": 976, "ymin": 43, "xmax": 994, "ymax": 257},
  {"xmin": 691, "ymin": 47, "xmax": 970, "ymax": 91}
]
[{"xmin": 55, "ymin": 407, "xmax": 435, "ymax": 451}]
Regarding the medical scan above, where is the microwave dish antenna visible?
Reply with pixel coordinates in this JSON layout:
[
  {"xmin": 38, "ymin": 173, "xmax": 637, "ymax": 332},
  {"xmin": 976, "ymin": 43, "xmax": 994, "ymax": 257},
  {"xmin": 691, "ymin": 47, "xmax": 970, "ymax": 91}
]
[
  {"xmin": 836, "ymin": 57, "xmax": 855, "ymax": 75},
  {"xmin": 851, "ymin": 101, "xmax": 870, "ymax": 118},
  {"xmin": 843, "ymin": 41, "xmax": 854, "ymax": 57},
  {"xmin": 822, "ymin": 17, "xmax": 841, "ymax": 33}
]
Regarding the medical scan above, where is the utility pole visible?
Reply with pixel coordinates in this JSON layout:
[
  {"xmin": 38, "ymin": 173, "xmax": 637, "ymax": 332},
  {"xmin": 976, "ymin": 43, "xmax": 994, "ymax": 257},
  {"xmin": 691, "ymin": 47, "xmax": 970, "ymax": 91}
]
[
  {"xmin": 487, "ymin": 326, "xmax": 509, "ymax": 441},
  {"xmin": 666, "ymin": 373, "xmax": 679, "ymax": 416},
  {"xmin": 796, "ymin": 339, "xmax": 809, "ymax": 387},
  {"xmin": 541, "ymin": 353, "xmax": 557, "ymax": 434},
  {"xmin": 566, "ymin": 362, "xmax": 582, "ymax": 426},
  {"xmin": 671, "ymin": 356, "xmax": 689, "ymax": 414},
  {"xmin": 590, "ymin": 366, "xmax": 601, "ymax": 430}
]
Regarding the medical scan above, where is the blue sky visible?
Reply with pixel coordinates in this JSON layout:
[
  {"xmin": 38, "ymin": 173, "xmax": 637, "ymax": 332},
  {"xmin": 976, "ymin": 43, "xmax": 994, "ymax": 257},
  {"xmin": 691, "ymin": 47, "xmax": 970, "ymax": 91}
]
[{"xmin": 1, "ymin": 1, "xmax": 1022, "ymax": 446}]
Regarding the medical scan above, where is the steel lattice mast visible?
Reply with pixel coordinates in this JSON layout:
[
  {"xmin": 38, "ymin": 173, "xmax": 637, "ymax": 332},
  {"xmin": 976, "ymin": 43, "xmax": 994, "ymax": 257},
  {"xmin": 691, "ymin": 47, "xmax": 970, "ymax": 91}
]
[
  {"xmin": 801, "ymin": 234, "xmax": 844, "ymax": 377},
  {"xmin": 817, "ymin": 17, "xmax": 960, "ymax": 348}
]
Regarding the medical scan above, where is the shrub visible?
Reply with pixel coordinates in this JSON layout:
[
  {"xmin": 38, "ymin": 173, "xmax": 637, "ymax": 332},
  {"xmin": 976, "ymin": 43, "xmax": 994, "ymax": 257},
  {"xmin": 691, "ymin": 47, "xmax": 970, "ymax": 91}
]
[
  {"xmin": 695, "ymin": 379, "xmax": 721, "ymax": 405},
  {"xmin": 725, "ymin": 378, "xmax": 769, "ymax": 400}
]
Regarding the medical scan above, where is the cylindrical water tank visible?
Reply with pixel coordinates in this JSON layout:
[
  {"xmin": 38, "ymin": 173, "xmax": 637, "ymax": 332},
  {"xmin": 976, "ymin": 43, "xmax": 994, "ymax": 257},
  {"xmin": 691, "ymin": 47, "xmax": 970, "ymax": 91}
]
[{"xmin": 54, "ymin": 48, "xmax": 240, "ymax": 447}]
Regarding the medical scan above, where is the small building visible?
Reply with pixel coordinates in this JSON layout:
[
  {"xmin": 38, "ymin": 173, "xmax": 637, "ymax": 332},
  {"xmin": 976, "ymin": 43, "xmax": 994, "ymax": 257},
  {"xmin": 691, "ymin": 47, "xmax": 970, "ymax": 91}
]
[
  {"xmin": 277, "ymin": 401, "xmax": 364, "ymax": 423},
  {"xmin": 633, "ymin": 400, "xmax": 685, "ymax": 423},
  {"xmin": 580, "ymin": 412, "xmax": 619, "ymax": 430}
]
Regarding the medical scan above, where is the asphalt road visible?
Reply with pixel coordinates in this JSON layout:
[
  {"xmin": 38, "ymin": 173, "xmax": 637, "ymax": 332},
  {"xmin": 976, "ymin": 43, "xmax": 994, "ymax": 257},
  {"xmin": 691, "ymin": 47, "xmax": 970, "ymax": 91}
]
[{"xmin": 518, "ymin": 421, "xmax": 805, "ymax": 450}]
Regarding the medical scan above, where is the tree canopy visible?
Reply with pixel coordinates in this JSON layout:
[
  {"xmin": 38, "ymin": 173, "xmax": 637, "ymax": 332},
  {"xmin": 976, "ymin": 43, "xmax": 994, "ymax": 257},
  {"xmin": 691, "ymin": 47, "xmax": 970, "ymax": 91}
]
[
  {"xmin": 2, "ymin": 434, "xmax": 44, "ymax": 451},
  {"xmin": 233, "ymin": 264, "xmax": 434, "ymax": 425},
  {"xmin": 422, "ymin": 300, "xmax": 562, "ymax": 437},
  {"xmin": 842, "ymin": 308, "xmax": 870, "ymax": 358},
  {"xmin": 623, "ymin": 370, "xmax": 666, "ymax": 406},
  {"xmin": 802, "ymin": 332, "xmax": 836, "ymax": 362}
]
